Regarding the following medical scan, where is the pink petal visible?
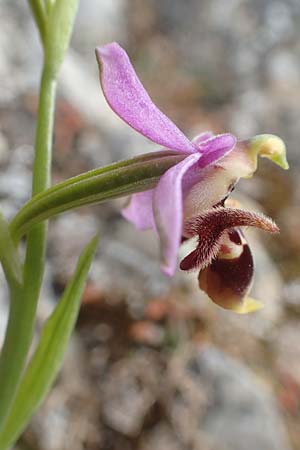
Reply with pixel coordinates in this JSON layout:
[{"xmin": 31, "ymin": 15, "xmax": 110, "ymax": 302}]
[
  {"xmin": 153, "ymin": 153, "xmax": 202, "ymax": 276},
  {"xmin": 192, "ymin": 131, "xmax": 215, "ymax": 146},
  {"xmin": 122, "ymin": 190, "xmax": 155, "ymax": 230},
  {"xmin": 198, "ymin": 133, "xmax": 237, "ymax": 168},
  {"xmin": 96, "ymin": 43, "xmax": 195, "ymax": 153},
  {"xmin": 181, "ymin": 133, "xmax": 236, "ymax": 196}
]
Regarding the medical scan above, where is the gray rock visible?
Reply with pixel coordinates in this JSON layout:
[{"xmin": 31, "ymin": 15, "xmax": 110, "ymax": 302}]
[
  {"xmin": 100, "ymin": 351, "xmax": 159, "ymax": 436},
  {"xmin": 0, "ymin": 145, "xmax": 33, "ymax": 218},
  {"xmin": 49, "ymin": 212, "xmax": 101, "ymax": 280},
  {"xmin": 282, "ymin": 280, "xmax": 300, "ymax": 312},
  {"xmin": 275, "ymin": 321, "xmax": 300, "ymax": 380},
  {"xmin": 73, "ymin": 0, "xmax": 127, "ymax": 54},
  {"xmin": 170, "ymin": 345, "xmax": 292, "ymax": 450},
  {"xmin": 27, "ymin": 337, "xmax": 102, "ymax": 450},
  {"xmin": 0, "ymin": 0, "xmax": 42, "ymax": 100},
  {"xmin": 139, "ymin": 424, "xmax": 184, "ymax": 450}
]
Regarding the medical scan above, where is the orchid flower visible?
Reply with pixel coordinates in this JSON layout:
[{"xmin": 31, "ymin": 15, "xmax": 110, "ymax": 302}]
[{"xmin": 96, "ymin": 42, "xmax": 288, "ymax": 313}]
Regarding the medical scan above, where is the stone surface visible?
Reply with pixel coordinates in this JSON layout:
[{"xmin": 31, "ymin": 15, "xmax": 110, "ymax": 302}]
[
  {"xmin": 0, "ymin": 144, "xmax": 33, "ymax": 218},
  {"xmin": 174, "ymin": 345, "xmax": 292, "ymax": 450},
  {"xmin": 139, "ymin": 424, "xmax": 183, "ymax": 450},
  {"xmin": 27, "ymin": 337, "xmax": 102, "ymax": 450},
  {"xmin": 73, "ymin": 0, "xmax": 128, "ymax": 53},
  {"xmin": 0, "ymin": 0, "xmax": 42, "ymax": 101},
  {"xmin": 49, "ymin": 212, "xmax": 101, "ymax": 281},
  {"xmin": 283, "ymin": 280, "xmax": 300, "ymax": 312},
  {"xmin": 275, "ymin": 321, "xmax": 300, "ymax": 380},
  {"xmin": 100, "ymin": 352, "xmax": 159, "ymax": 436}
]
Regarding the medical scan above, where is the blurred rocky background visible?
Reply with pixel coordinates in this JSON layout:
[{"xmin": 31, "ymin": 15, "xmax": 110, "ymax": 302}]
[{"xmin": 1, "ymin": 0, "xmax": 300, "ymax": 449}]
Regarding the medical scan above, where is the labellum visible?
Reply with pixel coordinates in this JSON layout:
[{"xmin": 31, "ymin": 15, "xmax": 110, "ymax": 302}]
[{"xmin": 181, "ymin": 208, "xmax": 279, "ymax": 313}]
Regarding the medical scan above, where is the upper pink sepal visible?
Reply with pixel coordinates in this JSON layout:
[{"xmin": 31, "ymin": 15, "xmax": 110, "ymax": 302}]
[{"xmin": 96, "ymin": 43, "xmax": 196, "ymax": 153}]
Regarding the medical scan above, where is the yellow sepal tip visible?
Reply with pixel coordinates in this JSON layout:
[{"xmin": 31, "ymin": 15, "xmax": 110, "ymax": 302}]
[
  {"xmin": 232, "ymin": 297, "xmax": 264, "ymax": 314},
  {"xmin": 248, "ymin": 134, "xmax": 289, "ymax": 170}
]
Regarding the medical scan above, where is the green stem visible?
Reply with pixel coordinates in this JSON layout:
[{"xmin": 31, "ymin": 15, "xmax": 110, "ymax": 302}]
[
  {"xmin": 32, "ymin": 69, "xmax": 56, "ymax": 196},
  {"xmin": 0, "ymin": 66, "xmax": 57, "ymax": 431}
]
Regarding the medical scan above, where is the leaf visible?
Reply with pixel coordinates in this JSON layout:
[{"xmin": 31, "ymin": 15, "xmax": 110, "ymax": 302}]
[
  {"xmin": 28, "ymin": 0, "xmax": 47, "ymax": 44},
  {"xmin": 10, "ymin": 151, "xmax": 185, "ymax": 242},
  {"xmin": 0, "ymin": 211, "xmax": 23, "ymax": 286},
  {"xmin": 0, "ymin": 235, "xmax": 99, "ymax": 450},
  {"xmin": 45, "ymin": 0, "xmax": 79, "ymax": 76}
]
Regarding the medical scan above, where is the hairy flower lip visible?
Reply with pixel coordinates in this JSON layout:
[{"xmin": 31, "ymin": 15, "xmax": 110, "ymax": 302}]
[
  {"xmin": 180, "ymin": 207, "xmax": 279, "ymax": 272},
  {"xmin": 198, "ymin": 228, "xmax": 255, "ymax": 311},
  {"xmin": 183, "ymin": 207, "xmax": 279, "ymax": 238}
]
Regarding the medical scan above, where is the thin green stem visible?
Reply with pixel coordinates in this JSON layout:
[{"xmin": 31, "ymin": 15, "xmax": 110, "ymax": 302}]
[
  {"xmin": 0, "ymin": 66, "xmax": 57, "ymax": 431},
  {"xmin": 32, "ymin": 69, "xmax": 56, "ymax": 196}
]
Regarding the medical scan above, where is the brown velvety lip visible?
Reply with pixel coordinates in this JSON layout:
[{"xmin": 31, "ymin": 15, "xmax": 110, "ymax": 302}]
[
  {"xmin": 180, "ymin": 207, "xmax": 278, "ymax": 272},
  {"xmin": 198, "ymin": 229, "xmax": 254, "ymax": 310}
]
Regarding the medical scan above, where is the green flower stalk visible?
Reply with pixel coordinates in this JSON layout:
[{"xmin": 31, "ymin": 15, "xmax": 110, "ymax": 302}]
[{"xmin": 0, "ymin": 0, "xmax": 80, "ymax": 439}]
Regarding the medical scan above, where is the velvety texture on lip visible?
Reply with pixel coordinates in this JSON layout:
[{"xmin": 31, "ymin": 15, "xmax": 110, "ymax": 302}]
[
  {"xmin": 180, "ymin": 207, "xmax": 279, "ymax": 271},
  {"xmin": 198, "ymin": 229, "xmax": 254, "ymax": 310}
]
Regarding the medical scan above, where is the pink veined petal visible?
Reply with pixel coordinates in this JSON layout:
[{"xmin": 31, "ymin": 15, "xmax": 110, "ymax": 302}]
[
  {"xmin": 121, "ymin": 190, "xmax": 155, "ymax": 230},
  {"xmin": 96, "ymin": 43, "xmax": 196, "ymax": 153},
  {"xmin": 198, "ymin": 133, "xmax": 237, "ymax": 168},
  {"xmin": 153, "ymin": 153, "xmax": 202, "ymax": 276},
  {"xmin": 192, "ymin": 131, "xmax": 215, "ymax": 147},
  {"xmin": 181, "ymin": 133, "xmax": 237, "ymax": 197}
]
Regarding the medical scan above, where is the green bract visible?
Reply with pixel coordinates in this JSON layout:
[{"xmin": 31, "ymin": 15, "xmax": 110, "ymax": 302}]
[
  {"xmin": 10, "ymin": 151, "xmax": 185, "ymax": 242},
  {"xmin": 45, "ymin": 0, "xmax": 79, "ymax": 76},
  {"xmin": 0, "ymin": 236, "xmax": 99, "ymax": 450}
]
